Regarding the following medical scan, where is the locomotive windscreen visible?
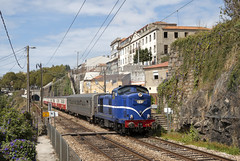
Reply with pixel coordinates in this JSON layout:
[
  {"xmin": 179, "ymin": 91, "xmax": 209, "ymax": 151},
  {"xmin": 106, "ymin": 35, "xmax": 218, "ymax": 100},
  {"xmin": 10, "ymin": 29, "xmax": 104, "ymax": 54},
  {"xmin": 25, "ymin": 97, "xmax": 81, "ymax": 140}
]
[{"xmin": 118, "ymin": 86, "xmax": 148, "ymax": 95}]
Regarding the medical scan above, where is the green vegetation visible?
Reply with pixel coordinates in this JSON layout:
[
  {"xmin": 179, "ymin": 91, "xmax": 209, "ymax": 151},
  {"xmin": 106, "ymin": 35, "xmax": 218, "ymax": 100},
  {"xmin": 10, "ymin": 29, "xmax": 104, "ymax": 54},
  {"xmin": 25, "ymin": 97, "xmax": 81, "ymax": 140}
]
[
  {"xmin": 0, "ymin": 64, "xmax": 70, "ymax": 91},
  {"xmin": 133, "ymin": 48, "xmax": 152, "ymax": 64},
  {"xmin": 160, "ymin": 55, "xmax": 169, "ymax": 63},
  {"xmin": 0, "ymin": 95, "xmax": 37, "ymax": 160},
  {"xmin": 157, "ymin": 1, "xmax": 240, "ymax": 111},
  {"xmin": 52, "ymin": 76, "xmax": 73, "ymax": 96},
  {"xmin": 161, "ymin": 131, "xmax": 240, "ymax": 155},
  {"xmin": 1, "ymin": 139, "xmax": 36, "ymax": 161}
]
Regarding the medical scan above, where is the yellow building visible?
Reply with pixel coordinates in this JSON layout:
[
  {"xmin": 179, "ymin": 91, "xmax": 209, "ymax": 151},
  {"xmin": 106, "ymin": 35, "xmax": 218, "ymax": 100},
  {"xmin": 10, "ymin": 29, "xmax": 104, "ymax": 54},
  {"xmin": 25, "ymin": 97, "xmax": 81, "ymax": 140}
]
[
  {"xmin": 143, "ymin": 62, "xmax": 168, "ymax": 103},
  {"xmin": 83, "ymin": 74, "xmax": 131, "ymax": 94}
]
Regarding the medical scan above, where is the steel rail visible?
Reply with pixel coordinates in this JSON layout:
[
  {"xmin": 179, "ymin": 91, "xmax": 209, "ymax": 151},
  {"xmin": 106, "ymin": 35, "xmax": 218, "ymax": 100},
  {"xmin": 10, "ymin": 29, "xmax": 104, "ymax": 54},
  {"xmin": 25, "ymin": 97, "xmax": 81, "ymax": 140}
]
[
  {"xmin": 78, "ymin": 136, "xmax": 115, "ymax": 161},
  {"xmin": 58, "ymin": 112, "xmax": 152, "ymax": 160},
  {"xmin": 128, "ymin": 136, "xmax": 196, "ymax": 161},
  {"xmin": 100, "ymin": 135, "xmax": 152, "ymax": 161},
  {"xmin": 152, "ymin": 137, "xmax": 235, "ymax": 161}
]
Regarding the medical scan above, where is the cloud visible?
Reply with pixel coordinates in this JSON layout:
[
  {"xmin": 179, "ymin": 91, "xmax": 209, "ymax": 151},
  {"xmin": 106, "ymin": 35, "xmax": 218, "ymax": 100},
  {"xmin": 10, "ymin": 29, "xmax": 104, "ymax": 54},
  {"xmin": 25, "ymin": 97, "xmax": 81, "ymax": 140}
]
[{"xmin": 0, "ymin": 0, "xmax": 224, "ymax": 76}]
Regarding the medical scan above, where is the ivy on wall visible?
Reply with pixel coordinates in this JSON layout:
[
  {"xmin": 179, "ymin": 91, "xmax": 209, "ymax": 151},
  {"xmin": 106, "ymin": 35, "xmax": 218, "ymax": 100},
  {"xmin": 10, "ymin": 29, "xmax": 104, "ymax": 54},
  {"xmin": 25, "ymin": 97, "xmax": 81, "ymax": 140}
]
[{"xmin": 157, "ymin": 18, "xmax": 240, "ymax": 113}]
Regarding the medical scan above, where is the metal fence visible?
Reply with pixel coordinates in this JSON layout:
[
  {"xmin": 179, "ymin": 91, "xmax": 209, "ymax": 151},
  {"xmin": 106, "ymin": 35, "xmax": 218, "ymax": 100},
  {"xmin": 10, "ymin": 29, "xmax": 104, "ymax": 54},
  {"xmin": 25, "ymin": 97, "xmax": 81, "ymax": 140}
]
[{"xmin": 47, "ymin": 124, "xmax": 82, "ymax": 161}]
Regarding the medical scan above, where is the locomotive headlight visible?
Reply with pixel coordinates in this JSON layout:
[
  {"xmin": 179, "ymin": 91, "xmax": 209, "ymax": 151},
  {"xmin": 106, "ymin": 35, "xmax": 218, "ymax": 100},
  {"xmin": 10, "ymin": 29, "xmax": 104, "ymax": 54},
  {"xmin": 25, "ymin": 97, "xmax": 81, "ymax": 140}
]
[
  {"xmin": 138, "ymin": 92, "xmax": 143, "ymax": 97},
  {"xmin": 130, "ymin": 114, "xmax": 133, "ymax": 120},
  {"xmin": 147, "ymin": 114, "xmax": 150, "ymax": 119}
]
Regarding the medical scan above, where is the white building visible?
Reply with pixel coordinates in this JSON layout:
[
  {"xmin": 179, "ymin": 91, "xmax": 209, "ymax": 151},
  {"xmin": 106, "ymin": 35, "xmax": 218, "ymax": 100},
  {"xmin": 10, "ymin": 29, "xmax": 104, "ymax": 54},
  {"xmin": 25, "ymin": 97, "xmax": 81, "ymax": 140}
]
[{"xmin": 114, "ymin": 21, "xmax": 209, "ymax": 72}]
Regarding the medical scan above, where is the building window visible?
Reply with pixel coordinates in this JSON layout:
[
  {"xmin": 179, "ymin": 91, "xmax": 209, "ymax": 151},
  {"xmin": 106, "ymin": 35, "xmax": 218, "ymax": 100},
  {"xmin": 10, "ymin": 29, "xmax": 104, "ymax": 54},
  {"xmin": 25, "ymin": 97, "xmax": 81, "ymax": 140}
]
[
  {"xmin": 133, "ymin": 44, "xmax": 135, "ymax": 53},
  {"xmin": 164, "ymin": 32, "xmax": 168, "ymax": 38},
  {"xmin": 142, "ymin": 39, "xmax": 144, "ymax": 45},
  {"xmin": 185, "ymin": 32, "xmax": 188, "ymax": 37},
  {"xmin": 164, "ymin": 45, "xmax": 168, "ymax": 54},
  {"xmin": 174, "ymin": 32, "xmax": 178, "ymax": 38},
  {"xmin": 149, "ymin": 35, "xmax": 151, "ymax": 42},
  {"xmin": 154, "ymin": 32, "xmax": 156, "ymax": 40},
  {"xmin": 153, "ymin": 71, "xmax": 158, "ymax": 80},
  {"xmin": 146, "ymin": 37, "xmax": 148, "ymax": 43},
  {"xmin": 150, "ymin": 47, "xmax": 152, "ymax": 54}
]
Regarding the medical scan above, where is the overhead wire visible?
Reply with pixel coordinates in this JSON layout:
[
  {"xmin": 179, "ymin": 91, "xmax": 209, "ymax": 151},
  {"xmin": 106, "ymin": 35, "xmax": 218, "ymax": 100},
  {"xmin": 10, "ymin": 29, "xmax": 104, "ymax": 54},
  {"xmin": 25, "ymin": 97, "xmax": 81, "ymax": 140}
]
[
  {"xmin": 45, "ymin": 0, "xmax": 87, "ymax": 66},
  {"xmin": 161, "ymin": 0, "xmax": 194, "ymax": 22},
  {"xmin": 0, "ymin": 51, "xmax": 26, "ymax": 68},
  {"xmin": 8, "ymin": 51, "xmax": 27, "ymax": 72},
  {"xmin": 81, "ymin": 0, "xmax": 127, "ymax": 63},
  {"xmin": 79, "ymin": 0, "xmax": 120, "ymax": 64},
  {"xmin": 0, "ymin": 10, "xmax": 24, "ymax": 69},
  {"xmin": 0, "ymin": 48, "xmax": 25, "ymax": 62}
]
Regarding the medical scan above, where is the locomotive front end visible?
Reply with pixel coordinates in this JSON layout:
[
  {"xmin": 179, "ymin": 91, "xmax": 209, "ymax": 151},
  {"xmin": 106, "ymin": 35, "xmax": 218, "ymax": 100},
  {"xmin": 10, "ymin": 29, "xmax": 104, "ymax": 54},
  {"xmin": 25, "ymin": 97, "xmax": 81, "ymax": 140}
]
[{"xmin": 115, "ymin": 85, "xmax": 155, "ymax": 132}]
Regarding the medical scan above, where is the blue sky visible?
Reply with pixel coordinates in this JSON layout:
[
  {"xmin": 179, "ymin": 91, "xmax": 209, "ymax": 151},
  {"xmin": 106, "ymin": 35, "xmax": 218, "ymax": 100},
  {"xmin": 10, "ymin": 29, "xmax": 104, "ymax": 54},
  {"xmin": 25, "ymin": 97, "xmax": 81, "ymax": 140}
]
[{"xmin": 0, "ymin": 0, "xmax": 224, "ymax": 76}]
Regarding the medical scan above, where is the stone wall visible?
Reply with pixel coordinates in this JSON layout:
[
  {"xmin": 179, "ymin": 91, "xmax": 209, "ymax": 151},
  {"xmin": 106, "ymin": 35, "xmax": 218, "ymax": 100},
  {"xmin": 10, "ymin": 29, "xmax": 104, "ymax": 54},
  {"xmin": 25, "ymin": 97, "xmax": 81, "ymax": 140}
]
[{"xmin": 168, "ymin": 49, "xmax": 240, "ymax": 147}]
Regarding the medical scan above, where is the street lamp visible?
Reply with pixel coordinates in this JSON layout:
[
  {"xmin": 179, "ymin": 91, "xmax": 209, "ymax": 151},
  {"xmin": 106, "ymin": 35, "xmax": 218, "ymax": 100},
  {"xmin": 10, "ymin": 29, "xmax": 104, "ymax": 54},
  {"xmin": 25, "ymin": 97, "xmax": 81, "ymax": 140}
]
[{"xmin": 26, "ymin": 46, "xmax": 36, "ymax": 113}]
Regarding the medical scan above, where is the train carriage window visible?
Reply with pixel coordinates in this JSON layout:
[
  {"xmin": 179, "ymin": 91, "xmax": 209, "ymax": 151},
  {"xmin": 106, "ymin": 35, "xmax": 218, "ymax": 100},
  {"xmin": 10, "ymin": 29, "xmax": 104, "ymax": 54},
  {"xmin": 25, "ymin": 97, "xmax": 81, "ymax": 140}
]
[{"xmin": 99, "ymin": 98, "xmax": 103, "ymax": 113}]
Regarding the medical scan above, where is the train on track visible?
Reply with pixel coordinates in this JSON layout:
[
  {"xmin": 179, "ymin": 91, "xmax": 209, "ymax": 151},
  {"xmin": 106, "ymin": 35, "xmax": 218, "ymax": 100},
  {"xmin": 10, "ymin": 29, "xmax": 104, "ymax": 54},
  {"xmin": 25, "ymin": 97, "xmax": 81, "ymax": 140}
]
[{"xmin": 43, "ymin": 85, "xmax": 156, "ymax": 134}]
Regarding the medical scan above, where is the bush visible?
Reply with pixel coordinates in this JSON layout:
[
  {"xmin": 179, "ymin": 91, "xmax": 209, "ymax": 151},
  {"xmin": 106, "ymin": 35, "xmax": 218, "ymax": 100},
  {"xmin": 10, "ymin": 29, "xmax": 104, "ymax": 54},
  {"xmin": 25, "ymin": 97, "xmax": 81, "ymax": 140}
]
[
  {"xmin": 0, "ymin": 108, "xmax": 35, "ymax": 142},
  {"xmin": 0, "ymin": 139, "xmax": 36, "ymax": 161},
  {"xmin": 182, "ymin": 125, "xmax": 199, "ymax": 143}
]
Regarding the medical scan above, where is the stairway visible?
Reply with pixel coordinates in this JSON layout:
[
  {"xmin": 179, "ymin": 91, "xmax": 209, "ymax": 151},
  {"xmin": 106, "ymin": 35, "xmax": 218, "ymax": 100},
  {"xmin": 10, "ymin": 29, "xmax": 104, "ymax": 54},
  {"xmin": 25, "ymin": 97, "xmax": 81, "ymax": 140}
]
[{"xmin": 152, "ymin": 113, "xmax": 168, "ymax": 130}]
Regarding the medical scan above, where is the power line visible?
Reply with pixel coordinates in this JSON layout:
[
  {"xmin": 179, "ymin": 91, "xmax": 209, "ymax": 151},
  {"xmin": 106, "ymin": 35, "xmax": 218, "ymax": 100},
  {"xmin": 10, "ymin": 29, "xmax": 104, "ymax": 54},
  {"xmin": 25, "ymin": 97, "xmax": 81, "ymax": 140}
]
[
  {"xmin": 0, "ymin": 52, "xmax": 26, "ymax": 68},
  {"xmin": 46, "ymin": 0, "xmax": 87, "ymax": 66},
  {"xmin": 80, "ymin": 0, "xmax": 120, "ymax": 63},
  {"xmin": 81, "ymin": 0, "xmax": 126, "ymax": 63},
  {"xmin": 0, "ymin": 10, "xmax": 24, "ymax": 69},
  {"xmin": 8, "ymin": 52, "xmax": 27, "ymax": 72},
  {"xmin": 161, "ymin": 0, "xmax": 194, "ymax": 22},
  {"xmin": 0, "ymin": 48, "xmax": 25, "ymax": 62}
]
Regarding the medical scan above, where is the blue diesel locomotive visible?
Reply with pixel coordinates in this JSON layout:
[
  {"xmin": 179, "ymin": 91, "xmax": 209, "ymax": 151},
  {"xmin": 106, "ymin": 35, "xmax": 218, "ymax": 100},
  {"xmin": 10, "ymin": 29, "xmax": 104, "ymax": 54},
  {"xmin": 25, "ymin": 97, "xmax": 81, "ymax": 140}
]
[{"xmin": 44, "ymin": 85, "xmax": 155, "ymax": 133}]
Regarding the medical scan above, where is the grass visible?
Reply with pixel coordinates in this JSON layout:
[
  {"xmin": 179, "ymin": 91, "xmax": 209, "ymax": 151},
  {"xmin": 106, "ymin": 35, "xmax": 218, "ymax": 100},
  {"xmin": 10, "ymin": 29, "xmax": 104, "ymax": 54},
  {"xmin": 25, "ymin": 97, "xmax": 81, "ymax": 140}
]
[{"xmin": 160, "ymin": 132, "xmax": 240, "ymax": 155}]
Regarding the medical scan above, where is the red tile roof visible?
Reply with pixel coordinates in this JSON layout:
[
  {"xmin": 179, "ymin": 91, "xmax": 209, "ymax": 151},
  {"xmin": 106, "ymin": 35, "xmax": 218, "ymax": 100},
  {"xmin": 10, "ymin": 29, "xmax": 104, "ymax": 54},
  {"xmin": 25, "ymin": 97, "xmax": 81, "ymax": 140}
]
[
  {"xmin": 143, "ymin": 62, "xmax": 168, "ymax": 69},
  {"xmin": 163, "ymin": 26, "xmax": 210, "ymax": 30}
]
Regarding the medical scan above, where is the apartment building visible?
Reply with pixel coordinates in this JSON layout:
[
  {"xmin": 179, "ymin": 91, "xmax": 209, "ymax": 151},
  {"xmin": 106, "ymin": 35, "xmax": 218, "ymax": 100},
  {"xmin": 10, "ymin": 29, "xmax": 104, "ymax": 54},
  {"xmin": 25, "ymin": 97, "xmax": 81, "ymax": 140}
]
[{"xmin": 110, "ymin": 21, "xmax": 209, "ymax": 72}]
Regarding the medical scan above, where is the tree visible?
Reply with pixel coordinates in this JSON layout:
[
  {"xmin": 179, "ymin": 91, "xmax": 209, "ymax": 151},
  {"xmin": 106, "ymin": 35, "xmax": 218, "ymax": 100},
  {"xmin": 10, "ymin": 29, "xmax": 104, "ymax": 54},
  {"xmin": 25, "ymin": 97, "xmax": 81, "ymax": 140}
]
[
  {"xmin": 13, "ymin": 72, "xmax": 26, "ymax": 90},
  {"xmin": 221, "ymin": 0, "xmax": 240, "ymax": 20},
  {"xmin": 134, "ymin": 48, "xmax": 152, "ymax": 64},
  {"xmin": 1, "ymin": 72, "xmax": 17, "ymax": 89}
]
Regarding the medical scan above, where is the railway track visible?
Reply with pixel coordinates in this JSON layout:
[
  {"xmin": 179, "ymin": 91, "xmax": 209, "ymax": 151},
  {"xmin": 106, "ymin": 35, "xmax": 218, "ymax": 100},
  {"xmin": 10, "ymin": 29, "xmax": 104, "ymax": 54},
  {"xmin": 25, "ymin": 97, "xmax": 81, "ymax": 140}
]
[
  {"xmin": 56, "ymin": 112, "xmax": 153, "ymax": 161},
  {"xmin": 128, "ymin": 136, "xmax": 235, "ymax": 161},
  {"xmin": 53, "ymin": 110, "xmax": 236, "ymax": 161}
]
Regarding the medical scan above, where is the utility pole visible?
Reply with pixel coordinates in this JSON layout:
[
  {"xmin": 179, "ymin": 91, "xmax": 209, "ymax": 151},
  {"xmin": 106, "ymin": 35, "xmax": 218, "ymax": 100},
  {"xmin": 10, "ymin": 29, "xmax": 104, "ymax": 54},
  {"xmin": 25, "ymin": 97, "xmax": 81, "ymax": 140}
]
[
  {"xmin": 26, "ymin": 46, "xmax": 36, "ymax": 113},
  {"xmin": 36, "ymin": 63, "xmax": 43, "ymax": 120},
  {"xmin": 27, "ymin": 46, "xmax": 30, "ymax": 113},
  {"xmin": 104, "ymin": 69, "xmax": 106, "ymax": 93},
  {"xmin": 77, "ymin": 51, "xmax": 79, "ymax": 69}
]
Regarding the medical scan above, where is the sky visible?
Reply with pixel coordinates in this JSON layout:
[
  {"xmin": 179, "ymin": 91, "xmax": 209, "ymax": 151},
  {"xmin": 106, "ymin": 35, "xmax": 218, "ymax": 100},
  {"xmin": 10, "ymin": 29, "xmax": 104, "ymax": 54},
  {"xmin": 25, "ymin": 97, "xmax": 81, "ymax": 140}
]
[{"xmin": 0, "ymin": 0, "xmax": 224, "ymax": 77}]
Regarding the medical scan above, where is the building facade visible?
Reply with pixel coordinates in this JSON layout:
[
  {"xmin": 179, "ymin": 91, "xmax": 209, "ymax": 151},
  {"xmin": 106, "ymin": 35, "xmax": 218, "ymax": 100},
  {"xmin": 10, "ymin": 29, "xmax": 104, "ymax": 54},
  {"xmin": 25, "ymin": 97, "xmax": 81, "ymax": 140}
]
[
  {"xmin": 143, "ymin": 62, "xmax": 168, "ymax": 103},
  {"xmin": 88, "ymin": 74, "xmax": 131, "ymax": 93},
  {"xmin": 111, "ymin": 21, "xmax": 209, "ymax": 72}
]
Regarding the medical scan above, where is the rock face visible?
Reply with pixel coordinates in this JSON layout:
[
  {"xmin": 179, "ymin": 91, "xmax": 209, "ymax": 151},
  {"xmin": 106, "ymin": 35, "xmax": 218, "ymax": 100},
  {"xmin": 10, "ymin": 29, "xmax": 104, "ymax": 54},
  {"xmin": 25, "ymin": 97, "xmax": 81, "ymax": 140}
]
[{"xmin": 178, "ymin": 72, "xmax": 240, "ymax": 147}]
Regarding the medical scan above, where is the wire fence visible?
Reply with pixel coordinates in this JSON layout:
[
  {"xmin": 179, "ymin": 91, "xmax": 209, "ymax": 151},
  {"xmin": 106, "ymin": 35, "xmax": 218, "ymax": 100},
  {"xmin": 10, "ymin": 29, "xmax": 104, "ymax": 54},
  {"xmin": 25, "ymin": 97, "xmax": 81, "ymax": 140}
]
[{"xmin": 47, "ymin": 124, "xmax": 82, "ymax": 161}]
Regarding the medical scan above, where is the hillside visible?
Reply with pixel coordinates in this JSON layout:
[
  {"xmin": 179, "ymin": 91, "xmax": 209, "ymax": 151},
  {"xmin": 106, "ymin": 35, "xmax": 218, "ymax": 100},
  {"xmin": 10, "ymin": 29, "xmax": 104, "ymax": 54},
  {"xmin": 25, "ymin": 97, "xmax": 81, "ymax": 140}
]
[{"xmin": 158, "ymin": 17, "xmax": 240, "ymax": 148}]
